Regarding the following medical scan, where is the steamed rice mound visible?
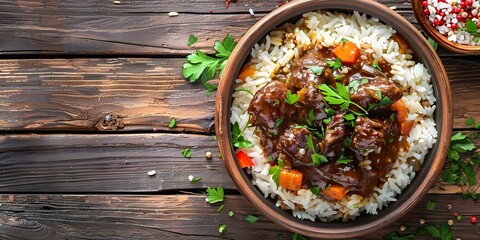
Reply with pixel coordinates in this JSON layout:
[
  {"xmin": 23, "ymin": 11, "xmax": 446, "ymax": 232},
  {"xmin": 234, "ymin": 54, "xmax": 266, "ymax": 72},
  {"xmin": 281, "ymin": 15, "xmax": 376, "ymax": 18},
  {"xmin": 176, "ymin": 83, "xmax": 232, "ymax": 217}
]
[{"xmin": 230, "ymin": 11, "xmax": 437, "ymax": 222}]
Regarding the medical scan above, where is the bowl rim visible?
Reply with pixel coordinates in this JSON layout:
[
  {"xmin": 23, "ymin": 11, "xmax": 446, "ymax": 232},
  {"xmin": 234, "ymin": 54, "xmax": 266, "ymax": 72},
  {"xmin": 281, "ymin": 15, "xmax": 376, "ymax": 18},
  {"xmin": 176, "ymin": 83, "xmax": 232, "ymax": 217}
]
[
  {"xmin": 215, "ymin": 0, "xmax": 453, "ymax": 238},
  {"xmin": 412, "ymin": 0, "xmax": 480, "ymax": 54}
]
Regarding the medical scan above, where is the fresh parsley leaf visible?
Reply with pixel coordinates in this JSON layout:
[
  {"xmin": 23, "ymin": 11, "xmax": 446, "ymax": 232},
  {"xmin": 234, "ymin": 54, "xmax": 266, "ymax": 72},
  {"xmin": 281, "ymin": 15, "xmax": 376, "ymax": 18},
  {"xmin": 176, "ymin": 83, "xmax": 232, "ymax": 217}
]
[
  {"xmin": 228, "ymin": 210, "xmax": 234, "ymax": 217},
  {"xmin": 378, "ymin": 96, "xmax": 392, "ymax": 106},
  {"xmin": 326, "ymin": 58, "xmax": 343, "ymax": 70},
  {"xmin": 190, "ymin": 176, "xmax": 203, "ymax": 183},
  {"xmin": 278, "ymin": 159, "xmax": 284, "ymax": 169},
  {"xmin": 344, "ymin": 113, "xmax": 355, "ymax": 121},
  {"xmin": 310, "ymin": 186, "xmax": 320, "ymax": 196},
  {"xmin": 336, "ymin": 158, "xmax": 353, "ymax": 164},
  {"xmin": 269, "ymin": 166, "xmax": 281, "ymax": 187},
  {"xmin": 307, "ymin": 109, "xmax": 315, "ymax": 125},
  {"xmin": 323, "ymin": 118, "xmax": 332, "ymax": 124},
  {"xmin": 218, "ymin": 224, "xmax": 227, "ymax": 233},
  {"xmin": 372, "ymin": 60, "xmax": 382, "ymax": 72},
  {"xmin": 182, "ymin": 34, "xmax": 237, "ymax": 92},
  {"xmin": 292, "ymin": 233, "xmax": 309, "ymax": 240},
  {"xmin": 206, "ymin": 186, "xmax": 224, "ymax": 204},
  {"xmin": 318, "ymin": 83, "xmax": 368, "ymax": 115},
  {"xmin": 168, "ymin": 118, "xmax": 177, "ymax": 128},
  {"xmin": 187, "ymin": 34, "xmax": 198, "ymax": 46},
  {"xmin": 307, "ymin": 134, "xmax": 315, "ymax": 152},
  {"xmin": 312, "ymin": 153, "xmax": 328, "ymax": 167},
  {"xmin": 340, "ymin": 38, "xmax": 348, "ymax": 44},
  {"xmin": 348, "ymin": 80, "xmax": 360, "ymax": 93},
  {"xmin": 335, "ymin": 74, "xmax": 344, "ymax": 81},
  {"xmin": 245, "ymin": 214, "xmax": 259, "ymax": 224},
  {"xmin": 465, "ymin": 19, "xmax": 480, "ymax": 37},
  {"xmin": 217, "ymin": 204, "xmax": 225, "ymax": 212},
  {"xmin": 383, "ymin": 232, "xmax": 415, "ymax": 240},
  {"xmin": 309, "ymin": 66, "xmax": 324, "ymax": 75},
  {"xmin": 426, "ymin": 200, "xmax": 436, "ymax": 211},
  {"xmin": 285, "ymin": 90, "xmax": 299, "ymax": 105},
  {"xmin": 182, "ymin": 148, "xmax": 192, "ymax": 158},
  {"xmin": 428, "ymin": 37, "xmax": 438, "ymax": 50},
  {"xmin": 275, "ymin": 118, "xmax": 284, "ymax": 128},
  {"xmin": 232, "ymin": 122, "xmax": 253, "ymax": 148},
  {"xmin": 361, "ymin": 78, "xmax": 369, "ymax": 84}
]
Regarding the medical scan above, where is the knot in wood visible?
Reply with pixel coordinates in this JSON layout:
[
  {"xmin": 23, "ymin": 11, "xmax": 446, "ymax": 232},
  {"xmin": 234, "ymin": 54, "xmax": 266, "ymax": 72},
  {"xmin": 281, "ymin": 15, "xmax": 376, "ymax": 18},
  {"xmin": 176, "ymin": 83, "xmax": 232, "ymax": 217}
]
[{"xmin": 95, "ymin": 113, "xmax": 124, "ymax": 131}]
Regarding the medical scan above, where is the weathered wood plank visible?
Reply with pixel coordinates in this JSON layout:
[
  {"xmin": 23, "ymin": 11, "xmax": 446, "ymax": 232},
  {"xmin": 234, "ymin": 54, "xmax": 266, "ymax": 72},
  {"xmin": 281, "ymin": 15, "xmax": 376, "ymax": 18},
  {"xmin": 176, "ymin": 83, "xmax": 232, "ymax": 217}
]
[
  {"xmin": 0, "ymin": 194, "xmax": 477, "ymax": 240},
  {"xmin": 0, "ymin": 58, "xmax": 215, "ymax": 132},
  {"xmin": 0, "ymin": 133, "xmax": 234, "ymax": 192},
  {"xmin": 0, "ymin": 132, "xmax": 478, "ymax": 193},
  {"xmin": 0, "ymin": 1, "xmax": 431, "ymax": 56},
  {"xmin": 1, "ymin": 57, "xmax": 479, "ymax": 132}
]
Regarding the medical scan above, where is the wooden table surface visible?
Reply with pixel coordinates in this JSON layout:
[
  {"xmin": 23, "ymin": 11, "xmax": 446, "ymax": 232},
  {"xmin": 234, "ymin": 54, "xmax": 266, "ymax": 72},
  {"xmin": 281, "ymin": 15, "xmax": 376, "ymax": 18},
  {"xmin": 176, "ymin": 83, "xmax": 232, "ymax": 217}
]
[{"xmin": 1, "ymin": 0, "xmax": 480, "ymax": 239}]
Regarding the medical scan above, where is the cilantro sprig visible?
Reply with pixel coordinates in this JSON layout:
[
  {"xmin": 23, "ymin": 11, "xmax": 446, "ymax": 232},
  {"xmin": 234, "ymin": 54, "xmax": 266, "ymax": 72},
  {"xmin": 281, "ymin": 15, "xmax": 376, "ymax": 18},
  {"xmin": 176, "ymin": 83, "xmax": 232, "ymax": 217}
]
[
  {"xmin": 232, "ymin": 122, "xmax": 253, "ymax": 149},
  {"xmin": 318, "ymin": 83, "xmax": 368, "ymax": 115},
  {"xmin": 206, "ymin": 186, "xmax": 224, "ymax": 204},
  {"xmin": 463, "ymin": 19, "xmax": 480, "ymax": 38},
  {"xmin": 269, "ymin": 159, "xmax": 284, "ymax": 187},
  {"xmin": 306, "ymin": 134, "xmax": 328, "ymax": 167},
  {"xmin": 182, "ymin": 34, "xmax": 237, "ymax": 95},
  {"xmin": 442, "ymin": 132, "xmax": 479, "ymax": 199}
]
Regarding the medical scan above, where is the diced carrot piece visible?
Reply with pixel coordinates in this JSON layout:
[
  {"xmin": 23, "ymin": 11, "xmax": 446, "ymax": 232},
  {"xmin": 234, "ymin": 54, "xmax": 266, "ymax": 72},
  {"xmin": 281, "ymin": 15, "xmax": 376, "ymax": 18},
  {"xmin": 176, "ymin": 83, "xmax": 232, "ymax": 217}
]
[
  {"xmin": 279, "ymin": 169, "xmax": 303, "ymax": 191},
  {"xmin": 238, "ymin": 63, "xmax": 256, "ymax": 81},
  {"xmin": 400, "ymin": 120, "xmax": 415, "ymax": 136},
  {"xmin": 297, "ymin": 87, "xmax": 307, "ymax": 101},
  {"xmin": 322, "ymin": 185, "xmax": 346, "ymax": 200},
  {"xmin": 236, "ymin": 150, "xmax": 254, "ymax": 168},
  {"xmin": 391, "ymin": 99, "xmax": 408, "ymax": 123},
  {"xmin": 332, "ymin": 40, "xmax": 360, "ymax": 65}
]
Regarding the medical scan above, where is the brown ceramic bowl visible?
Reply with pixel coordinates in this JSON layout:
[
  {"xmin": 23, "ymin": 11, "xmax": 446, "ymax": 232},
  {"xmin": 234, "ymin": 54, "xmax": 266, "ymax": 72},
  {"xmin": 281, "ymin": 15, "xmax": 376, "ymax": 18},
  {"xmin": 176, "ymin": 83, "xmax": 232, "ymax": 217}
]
[
  {"xmin": 215, "ymin": 0, "xmax": 452, "ymax": 238},
  {"xmin": 412, "ymin": 0, "xmax": 480, "ymax": 54}
]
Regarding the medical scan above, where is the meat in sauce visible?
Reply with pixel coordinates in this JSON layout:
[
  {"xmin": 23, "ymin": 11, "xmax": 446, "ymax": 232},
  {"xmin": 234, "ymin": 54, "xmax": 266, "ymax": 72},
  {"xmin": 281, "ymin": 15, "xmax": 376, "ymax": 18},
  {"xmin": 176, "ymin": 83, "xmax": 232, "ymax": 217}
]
[{"xmin": 247, "ymin": 42, "xmax": 409, "ymax": 200}]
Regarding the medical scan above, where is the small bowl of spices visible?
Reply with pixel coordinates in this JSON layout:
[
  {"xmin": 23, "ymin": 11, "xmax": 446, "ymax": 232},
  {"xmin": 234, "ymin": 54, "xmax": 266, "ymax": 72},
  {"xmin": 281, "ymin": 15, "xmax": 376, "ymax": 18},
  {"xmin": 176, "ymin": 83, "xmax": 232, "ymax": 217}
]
[{"xmin": 412, "ymin": 0, "xmax": 480, "ymax": 54}]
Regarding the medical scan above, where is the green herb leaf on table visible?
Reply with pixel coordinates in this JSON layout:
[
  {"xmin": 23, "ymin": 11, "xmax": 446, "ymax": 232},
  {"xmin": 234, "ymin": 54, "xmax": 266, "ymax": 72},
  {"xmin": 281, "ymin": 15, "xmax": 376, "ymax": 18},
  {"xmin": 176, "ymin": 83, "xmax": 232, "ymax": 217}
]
[
  {"xmin": 189, "ymin": 175, "xmax": 203, "ymax": 183},
  {"xmin": 168, "ymin": 118, "xmax": 177, "ymax": 128},
  {"xmin": 217, "ymin": 204, "xmax": 224, "ymax": 212},
  {"xmin": 182, "ymin": 34, "xmax": 237, "ymax": 93},
  {"xmin": 206, "ymin": 186, "xmax": 224, "ymax": 204},
  {"xmin": 426, "ymin": 200, "xmax": 436, "ymax": 211},
  {"xmin": 383, "ymin": 232, "xmax": 415, "ymax": 240},
  {"xmin": 228, "ymin": 210, "xmax": 234, "ymax": 217},
  {"xmin": 218, "ymin": 224, "xmax": 227, "ymax": 233},
  {"xmin": 187, "ymin": 34, "xmax": 198, "ymax": 46},
  {"xmin": 427, "ymin": 37, "xmax": 438, "ymax": 50},
  {"xmin": 292, "ymin": 233, "xmax": 309, "ymax": 240},
  {"xmin": 182, "ymin": 148, "xmax": 192, "ymax": 158},
  {"xmin": 285, "ymin": 90, "xmax": 300, "ymax": 105},
  {"xmin": 466, "ymin": 117, "xmax": 476, "ymax": 126},
  {"xmin": 245, "ymin": 214, "xmax": 259, "ymax": 224}
]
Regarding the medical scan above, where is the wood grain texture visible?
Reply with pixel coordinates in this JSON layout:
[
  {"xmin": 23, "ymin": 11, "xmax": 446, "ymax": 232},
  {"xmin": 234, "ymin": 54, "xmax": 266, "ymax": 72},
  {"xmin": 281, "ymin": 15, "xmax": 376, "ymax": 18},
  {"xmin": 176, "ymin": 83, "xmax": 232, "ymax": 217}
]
[
  {"xmin": 0, "ymin": 132, "xmax": 478, "ymax": 194},
  {"xmin": 0, "ymin": 133, "xmax": 234, "ymax": 193},
  {"xmin": 0, "ymin": 0, "xmax": 421, "ymax": 56},
  {"xmin": 0, "ymin": 58, "xmax": 216, "ymax": 133},
  {"xmin": 0, "ymin": 194, "xmax": 478, "ymax": 240},
  {"xmin": 0, "ymin": 57, "xmax": 479, "ymax": 132}
]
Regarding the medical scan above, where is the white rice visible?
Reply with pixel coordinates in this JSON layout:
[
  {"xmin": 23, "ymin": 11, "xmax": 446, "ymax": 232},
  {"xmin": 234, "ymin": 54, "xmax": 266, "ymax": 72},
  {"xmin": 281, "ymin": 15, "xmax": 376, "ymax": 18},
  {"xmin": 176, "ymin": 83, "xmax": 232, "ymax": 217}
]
[{"xmin": 230, "ymin": 11, "xmax": 437, "ymax": 222}]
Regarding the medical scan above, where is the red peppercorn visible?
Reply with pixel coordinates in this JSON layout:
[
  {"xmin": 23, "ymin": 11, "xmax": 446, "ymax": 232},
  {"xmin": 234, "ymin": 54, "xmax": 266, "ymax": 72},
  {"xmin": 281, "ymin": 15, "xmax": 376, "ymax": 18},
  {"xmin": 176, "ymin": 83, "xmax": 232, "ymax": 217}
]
[
  {"xmin": 471, "ymin": 216, "xmax": 477, "ymax": 224},
  {"xmin": 454, "ymin": 211, "xmax": 459, "ymax": 217}
]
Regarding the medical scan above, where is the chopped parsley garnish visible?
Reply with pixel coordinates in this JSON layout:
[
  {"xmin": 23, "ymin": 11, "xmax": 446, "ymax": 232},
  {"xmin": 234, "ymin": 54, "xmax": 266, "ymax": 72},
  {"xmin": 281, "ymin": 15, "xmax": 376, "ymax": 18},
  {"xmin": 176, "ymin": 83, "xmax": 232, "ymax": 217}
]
[
  {"xmin": 426, "ymin": 200, "xmax": 436, "ymax": 211},
  {"xmin": 228, "ymin": 210, "xmax": 234, "ymax": 217},
  {"xmin": 269, "ymin": 159, "xmax": 283, "ymax": 187},
  {"xmin": 427, "ymin": 37, "xmax": 438, "ymax": 51},
  {"xmin": 306, "ymin": 134, "xmax": 315, "ymax": 152},
  {"xmin": 344, "ymin": 113, "xmax": 355, "ymax": 121},
  {"xmin": 336, "ymin": 158, "xmax": 353, "ymax": 164},
  {"xmin": 285, "ymin": 90, "xmax": 299, "ymax": 105},
  {"xmin": 181, "ymin": 148, "xmax": 192, "ymax": 158},
  {"xmin": 292, "ymin": 233, "xmax": 309, "ymax": 240},
  {"xmin": 168, "ymin": 118, "xmax": 177, "ymax": 128},
  {"xmin": 218, "ymin": 224, "xmax": 227, "ymax": 233},
  {"xmin": 372, "ymin": 60, "xmax": 382, "ymax": 72},
  {"xmin": 326, "ymin": 107, "xmax": 335, "ymax": 117},
  {"xmin": 323, "ymin": 118, "xmax": 332, "ymax": 125},
  {"xmin": 309, "ymin": 66, "xmax": 324, "ymax": 75},
  {"xmin": 326, "ymin": 58, "xmax": 343, "ymax": 70},
  {"xmin": 275, "ymin": 118, "xmax": 284, "ymax": 128},
  {"xmin": 318, "ymin": 83, "xmax": 368, "ymax": 115},
  {"xmin": 340, "ymin": 37, "xmax": 348, "ymax": 44},
  {"xmin": 206, "ymin": 186, "xmax": 224, "ymax": 204},
  {"xmin": 182, "ymin": 34, "xmax": 237, "ymax": 94},
  {"xmin": 307, "ymin": 134, "xmax": 327, "ymax": 167},
  {"xmin": 190, "ymin": 176, "xmax": 203, "ymax": 183},
  {"xmin": 232, "ymin": 122, "xmax": 253, "ymax": 148},
  {"xmin": 307, "ymin": 109, "xmax": 315, "ymax": 125},
  {"xmin": 335, "ymin": 74, "xmax": 344, "ymax": 81},
  {"xmin": 187, "ymin": 34, "xmax": 198, "ymax": 46},
  {"xmin": 463, "ymin": 19, "xmax": 480, "ymax": 38},
  {"xmin": 310, "ymin": 186, "xmax": 320, "ymax": 196},
  {"xmin": 245, "ymin": 214, "xmax": 259, "ymax": 224},
  {"xmin": 361, "ymin": 78, "xmax": 369, "ymax": 84}
]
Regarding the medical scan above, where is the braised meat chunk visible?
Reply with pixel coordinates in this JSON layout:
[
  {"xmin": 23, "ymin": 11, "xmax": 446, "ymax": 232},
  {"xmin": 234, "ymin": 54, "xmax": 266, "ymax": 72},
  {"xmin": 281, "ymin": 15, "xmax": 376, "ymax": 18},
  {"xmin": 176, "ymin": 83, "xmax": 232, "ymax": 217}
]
[
  {"xmin": 288, "ymin": 49, "xmax": 335, "ymax": 90},
  {"xmin": 320, "ymin": 113, "xmax": 352, "ymax": 158},
  {"xmin": 349, "ymin": 76, "xmax": 402, "ymax": 112},
  {"xmin": 352, "ymin": 117, "xmax": 390, "ymax": 153},
  {"xmin": 277, "ymin": 125, "xmax": 318, "ymax": 169}
]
